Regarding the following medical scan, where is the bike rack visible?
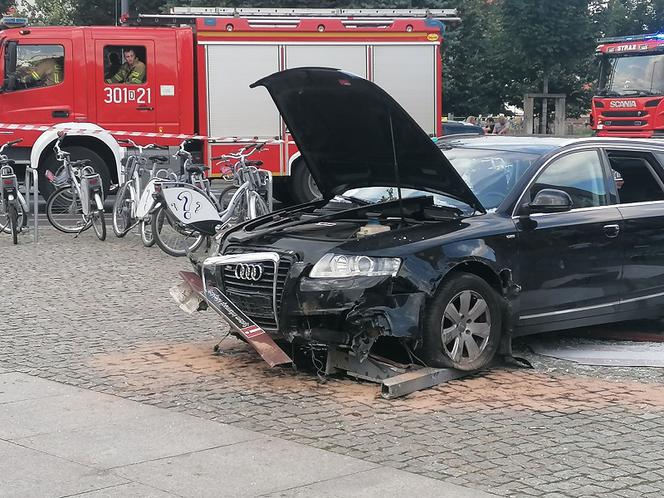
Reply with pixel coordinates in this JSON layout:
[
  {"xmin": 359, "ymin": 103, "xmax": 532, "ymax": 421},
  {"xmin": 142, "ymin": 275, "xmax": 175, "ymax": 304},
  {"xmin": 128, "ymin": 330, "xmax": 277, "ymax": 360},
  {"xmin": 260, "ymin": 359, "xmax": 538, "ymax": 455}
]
[{"xmin": 23, "ymin": 166, "xmax": 39, "ymax": 243}]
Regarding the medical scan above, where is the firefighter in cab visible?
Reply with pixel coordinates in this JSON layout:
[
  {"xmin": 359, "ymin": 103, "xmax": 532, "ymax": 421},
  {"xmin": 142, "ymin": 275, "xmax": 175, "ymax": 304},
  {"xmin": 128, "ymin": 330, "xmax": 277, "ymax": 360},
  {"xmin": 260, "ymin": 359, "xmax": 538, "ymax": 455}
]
[
  {"xmin": 17, "ymin": 56, "xmax": 63, "ymax": 88},
  {"xmin": 105, "ymin": 48, "xmax": 146, "ymax": 84}
]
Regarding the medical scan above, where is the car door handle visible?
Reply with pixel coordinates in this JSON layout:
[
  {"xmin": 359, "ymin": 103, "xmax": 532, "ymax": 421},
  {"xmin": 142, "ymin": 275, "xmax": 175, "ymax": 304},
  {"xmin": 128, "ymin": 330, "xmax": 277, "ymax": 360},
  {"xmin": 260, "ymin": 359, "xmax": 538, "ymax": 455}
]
[
  {"xmin": 136, "ymin": 106, "xmax": 154, "ymax": 111},
  {"xmin": 52, "ymin": 110, "xmax": 69, "ymax": 118},
  {"xmin": 603, "ymin": 224, "xmax": 620, "ymax": 238}
]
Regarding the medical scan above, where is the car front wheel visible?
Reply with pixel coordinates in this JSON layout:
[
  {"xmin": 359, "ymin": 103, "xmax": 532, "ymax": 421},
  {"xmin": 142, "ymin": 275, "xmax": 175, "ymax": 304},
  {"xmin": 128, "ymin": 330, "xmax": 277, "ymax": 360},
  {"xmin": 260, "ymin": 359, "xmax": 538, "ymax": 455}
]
[{"xmin": 422, "ymin": 273, "xmax": 502, "ymax": 372}]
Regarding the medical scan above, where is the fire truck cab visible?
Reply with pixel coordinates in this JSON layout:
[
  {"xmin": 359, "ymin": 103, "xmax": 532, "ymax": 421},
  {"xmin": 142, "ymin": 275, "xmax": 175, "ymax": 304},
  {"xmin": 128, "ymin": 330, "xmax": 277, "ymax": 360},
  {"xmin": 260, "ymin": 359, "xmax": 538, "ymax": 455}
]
[
  {"xmin": 0, "ymin": 8, "xmax": 458, "ymax": 202},
  {"xmin": 592, "ymin": 33, "xmax": 664, "ymax": 138}
]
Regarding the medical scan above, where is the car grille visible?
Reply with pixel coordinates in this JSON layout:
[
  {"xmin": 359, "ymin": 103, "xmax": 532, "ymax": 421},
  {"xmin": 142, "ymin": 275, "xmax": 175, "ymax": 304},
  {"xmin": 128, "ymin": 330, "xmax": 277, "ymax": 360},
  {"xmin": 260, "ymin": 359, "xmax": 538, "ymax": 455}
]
[{"xmin": 219, "ymin": 245, "xmax": 294, "ymax": 330}]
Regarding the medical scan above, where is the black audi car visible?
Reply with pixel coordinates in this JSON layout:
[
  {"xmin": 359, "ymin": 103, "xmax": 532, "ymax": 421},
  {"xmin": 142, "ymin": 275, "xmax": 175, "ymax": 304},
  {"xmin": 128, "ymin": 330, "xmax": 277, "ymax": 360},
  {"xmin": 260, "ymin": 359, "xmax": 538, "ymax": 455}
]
[{"xmin": 193, "ymin": 67, "xmax": 664, "ymax": 372}]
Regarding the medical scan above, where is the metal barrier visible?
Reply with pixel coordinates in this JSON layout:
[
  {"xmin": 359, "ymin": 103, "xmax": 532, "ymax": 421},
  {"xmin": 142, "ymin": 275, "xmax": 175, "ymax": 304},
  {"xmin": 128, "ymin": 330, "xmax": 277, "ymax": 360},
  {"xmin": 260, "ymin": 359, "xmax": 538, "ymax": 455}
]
[{"xmin": 23, "ymin": 166, "xmax": 38, "ymax": 243}]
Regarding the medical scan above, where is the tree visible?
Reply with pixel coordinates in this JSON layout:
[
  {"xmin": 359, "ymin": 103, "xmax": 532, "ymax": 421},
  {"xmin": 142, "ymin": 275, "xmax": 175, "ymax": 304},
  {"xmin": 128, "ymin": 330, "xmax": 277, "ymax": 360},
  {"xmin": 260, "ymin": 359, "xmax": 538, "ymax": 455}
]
[
  {"xmin": 439, "ymin": 0, "xmax": 505, "ymax": 116},
  {"xmin": 69, "ymin": 0, "xmax": 169, "ymax": 26},
  {"xmin": 499, "ymin": 0, "xmax": 595, "ymax": 126},
  {"xmin": 592, "ymin": 0, "xmax": 664, "ymax": 37},
  {"xmin": 0, "ymin": 1, "xmax": 14, "ymax": 15},
  {"xmin": 22, "ymin": 0, "xmax": 76, "ymax": 25}
]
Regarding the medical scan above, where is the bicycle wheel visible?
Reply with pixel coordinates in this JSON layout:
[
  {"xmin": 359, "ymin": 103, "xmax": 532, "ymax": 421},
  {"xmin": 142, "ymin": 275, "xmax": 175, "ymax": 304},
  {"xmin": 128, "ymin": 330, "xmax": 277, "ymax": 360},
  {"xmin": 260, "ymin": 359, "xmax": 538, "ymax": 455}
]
[
  {"xmin": 151, "ymin": 205, "xmax": 205, "ymax": 257},
  {"xmin": 112, "ymin": 182, "xmax": 134, "ymax": 237},
  {"xmin": 140, "ymin": 218, "xmax": 155, "ymax": 247},
  {"xmin": 0, "ymin": 198, "xmax": 25, "ymax": 236},
  {"xmin": 248, "ymin": 192, "xmax": 270, "ymax": 219},
  {"xmin": 223, "ymin": 190, "xmax": 249, "ymax": 227},
  {"xmin": 0, "ymin": 200, "xmax": 7, "ymax": 234},
  {"xmin": 46, "ymin": 186, "xmax": 91, "ymax": 233},
  {"xmin": 218, "ymin": 185, "xmax": 238, "ymax": 210},
  {"xmin": 8, "ymin": 202, "xmax": 18, "ymax": 244},
  {"xmin": 91, "ymin": 205, "xmax": 106, "ymax": 241}
]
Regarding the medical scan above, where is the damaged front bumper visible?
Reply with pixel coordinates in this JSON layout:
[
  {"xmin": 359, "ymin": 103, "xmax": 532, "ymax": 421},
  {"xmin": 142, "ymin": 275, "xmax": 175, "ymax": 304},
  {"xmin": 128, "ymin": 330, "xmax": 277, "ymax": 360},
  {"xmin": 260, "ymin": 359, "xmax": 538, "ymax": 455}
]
[
  {"xmin": 187, "ymin": 251, "xmax": 426, "ymax": 361},
  {"xmin": 286, "ymin": 276, "xmax": 426, "ymax": 359}
]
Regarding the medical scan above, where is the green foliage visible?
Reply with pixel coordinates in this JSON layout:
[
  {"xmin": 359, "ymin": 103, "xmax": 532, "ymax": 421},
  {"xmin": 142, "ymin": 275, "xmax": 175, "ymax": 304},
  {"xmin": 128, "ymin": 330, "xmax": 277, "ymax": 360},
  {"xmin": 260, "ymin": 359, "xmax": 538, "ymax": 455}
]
[
  {"xmin": 21, "ymin": 0, "xmax": 76, "ymax": 25},
  {"xmin": 593, "ymin": 0, "xmax": 664, "ymax": 37},
  {"xmin": 0, "ymin": 1, "xmax": 14, "ymax": 15},
  {"xmin": 68, "ymin": 0, "xmax": 169, "ymax": 25},
  {"xmin": 440, "ymin": 0, "xmax": 505, "ymax": 116}
]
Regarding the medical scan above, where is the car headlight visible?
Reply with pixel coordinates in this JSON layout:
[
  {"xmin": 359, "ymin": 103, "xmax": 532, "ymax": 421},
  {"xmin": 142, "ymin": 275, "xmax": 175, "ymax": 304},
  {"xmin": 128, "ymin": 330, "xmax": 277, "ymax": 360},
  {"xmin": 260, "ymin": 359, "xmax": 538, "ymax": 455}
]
[{"xmin": 309, "ymin": 253, "xmax": 401, "ymax": 279}]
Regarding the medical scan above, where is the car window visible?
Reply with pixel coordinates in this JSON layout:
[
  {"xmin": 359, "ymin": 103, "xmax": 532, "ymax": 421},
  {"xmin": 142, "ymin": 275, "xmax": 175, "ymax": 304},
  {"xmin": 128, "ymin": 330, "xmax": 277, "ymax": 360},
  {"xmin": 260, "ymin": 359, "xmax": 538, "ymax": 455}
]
[
  {"xmin": 444, "ymin": 147, "xmax": 542, "ymax": 210},
  {"xmin": 530, "ymin": 150, "xmax": 608, "ymax": 208},
  {"xmin": 608, "ymin": 152, "xmax": 664, "ymax": 204}
]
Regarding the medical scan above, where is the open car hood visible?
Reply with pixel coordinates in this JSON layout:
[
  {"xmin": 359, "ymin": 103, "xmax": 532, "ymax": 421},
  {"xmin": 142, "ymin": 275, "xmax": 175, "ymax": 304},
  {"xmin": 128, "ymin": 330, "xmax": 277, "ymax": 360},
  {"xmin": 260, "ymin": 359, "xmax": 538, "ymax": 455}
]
[{"xmin": 251, "ymin": 67, "xmax": 484, "ymax": 213}]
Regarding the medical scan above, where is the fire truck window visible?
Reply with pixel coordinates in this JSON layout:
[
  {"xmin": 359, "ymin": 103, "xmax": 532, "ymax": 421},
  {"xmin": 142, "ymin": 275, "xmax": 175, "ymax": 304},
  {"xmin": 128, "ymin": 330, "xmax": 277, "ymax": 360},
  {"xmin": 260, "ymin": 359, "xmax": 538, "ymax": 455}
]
[
  {"xmin": 14, "ymin": 45, "xmax": 64, "ymax": 90},
  {"xmin": 104, "ymin": 46, "xmax": 147, "ymax": 85}
]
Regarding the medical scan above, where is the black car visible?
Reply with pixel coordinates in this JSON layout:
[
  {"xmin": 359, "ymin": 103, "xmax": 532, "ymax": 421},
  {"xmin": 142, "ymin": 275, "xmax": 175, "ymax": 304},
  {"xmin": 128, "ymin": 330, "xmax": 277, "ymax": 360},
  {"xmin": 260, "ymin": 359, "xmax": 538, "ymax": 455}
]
[
  {"xmin": 193, "ymin": 67, "xmax": 664, "ymax": 372},
  {"xmin": 441, "ymin": 120, "xmax": 485, "ymax": 136}
]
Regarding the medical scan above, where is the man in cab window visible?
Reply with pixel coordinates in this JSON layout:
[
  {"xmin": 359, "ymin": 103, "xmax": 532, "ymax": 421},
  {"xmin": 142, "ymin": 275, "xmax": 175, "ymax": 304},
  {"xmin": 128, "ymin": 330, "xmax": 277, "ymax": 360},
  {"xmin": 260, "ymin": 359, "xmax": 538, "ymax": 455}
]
[
  {"xmin": 105, "ymin": 48, "xmax": 146, "ymax": 84},
  {"xmin": 18, "ymin": 57, "xmax": 63, "ymax": 88}
]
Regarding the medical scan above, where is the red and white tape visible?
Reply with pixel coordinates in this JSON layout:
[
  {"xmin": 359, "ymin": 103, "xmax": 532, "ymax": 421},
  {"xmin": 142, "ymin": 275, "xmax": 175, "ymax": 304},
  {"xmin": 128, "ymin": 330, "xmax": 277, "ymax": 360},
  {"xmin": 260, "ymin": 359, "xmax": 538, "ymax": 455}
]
[{"xmin": 0, "ymin": 122, "xmax": 282, "ymax": 144}]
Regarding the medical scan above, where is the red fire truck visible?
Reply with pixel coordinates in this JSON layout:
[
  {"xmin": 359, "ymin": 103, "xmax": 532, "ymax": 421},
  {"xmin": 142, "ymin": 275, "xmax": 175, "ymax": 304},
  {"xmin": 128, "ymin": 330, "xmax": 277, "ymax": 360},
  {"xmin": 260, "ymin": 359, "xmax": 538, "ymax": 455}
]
[
  {"xmin": 0, "ymin": 7, "xmax": 458, "ymax": 202},
  {"xmin": 592, "ymin": 32, "xmax": 664, "ymax": 138}
]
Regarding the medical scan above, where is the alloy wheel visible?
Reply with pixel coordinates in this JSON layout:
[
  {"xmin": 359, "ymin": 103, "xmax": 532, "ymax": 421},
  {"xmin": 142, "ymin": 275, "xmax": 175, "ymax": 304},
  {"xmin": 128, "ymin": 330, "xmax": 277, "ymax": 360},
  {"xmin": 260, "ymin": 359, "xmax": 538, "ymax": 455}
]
[{"xmin": 440, "ymin": 290, "xmax": 491, "ymax": 365}]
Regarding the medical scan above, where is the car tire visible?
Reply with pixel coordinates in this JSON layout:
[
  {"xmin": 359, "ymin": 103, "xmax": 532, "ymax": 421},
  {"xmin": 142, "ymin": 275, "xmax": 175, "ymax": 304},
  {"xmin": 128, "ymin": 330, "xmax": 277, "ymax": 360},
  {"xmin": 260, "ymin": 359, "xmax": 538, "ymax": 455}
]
[
  {"xmin": 422, "ymin": 273, "xmax": 502, "ymax": 372},
  {"xmin": 288, "ymin": 159, "xmax": 321, "ymax": 204},
  {"xmin": 38, "ymin": 146, "xmax": 111, "ymax": 199}
]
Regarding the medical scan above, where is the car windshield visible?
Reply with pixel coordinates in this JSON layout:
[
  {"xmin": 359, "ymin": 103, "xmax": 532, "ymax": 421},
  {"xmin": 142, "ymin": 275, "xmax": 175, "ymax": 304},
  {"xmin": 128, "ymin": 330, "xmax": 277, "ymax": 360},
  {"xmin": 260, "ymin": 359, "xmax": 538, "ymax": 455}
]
[
  {"xmin": 340, "ymin": 146, "xmax": 545, "ymax": 212},
  {"xmin": 598, "ymin": 53, "xmax": 664, "ymax": 96}
]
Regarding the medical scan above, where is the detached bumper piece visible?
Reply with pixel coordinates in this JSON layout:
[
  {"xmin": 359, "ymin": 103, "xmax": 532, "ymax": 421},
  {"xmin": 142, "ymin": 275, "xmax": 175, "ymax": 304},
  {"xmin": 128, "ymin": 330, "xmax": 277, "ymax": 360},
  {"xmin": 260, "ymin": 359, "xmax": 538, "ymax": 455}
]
[
  {"xmin": 325, "ymin": 348, "xmax": 468, "ymax": 399},
  {"xmin": 172, "ymin": 271, "xmax": 292, "ymax": 367}
]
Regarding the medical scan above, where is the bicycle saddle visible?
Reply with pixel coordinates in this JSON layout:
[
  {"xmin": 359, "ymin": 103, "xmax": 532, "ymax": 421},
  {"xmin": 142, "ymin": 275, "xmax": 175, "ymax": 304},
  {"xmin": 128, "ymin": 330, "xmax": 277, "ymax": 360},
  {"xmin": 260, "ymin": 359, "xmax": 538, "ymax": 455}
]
[
  {"xmin": 149, "ymin": 155, "xmax": 169, "ymax": 164},
  {"xmin": 186, "ymin": 164, "xmax": 210, "ymax": 174},
  {"xmin": 245, "ymin": 160, "xmax": 263, "ymax": 167}
]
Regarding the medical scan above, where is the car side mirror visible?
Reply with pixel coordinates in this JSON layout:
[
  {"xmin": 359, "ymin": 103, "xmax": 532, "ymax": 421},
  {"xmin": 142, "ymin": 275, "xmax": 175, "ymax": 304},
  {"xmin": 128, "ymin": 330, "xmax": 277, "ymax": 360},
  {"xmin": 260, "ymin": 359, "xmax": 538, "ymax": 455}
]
[{"xmin": 526, "ymin": 188, "xmax": 573, "ymax": 214}]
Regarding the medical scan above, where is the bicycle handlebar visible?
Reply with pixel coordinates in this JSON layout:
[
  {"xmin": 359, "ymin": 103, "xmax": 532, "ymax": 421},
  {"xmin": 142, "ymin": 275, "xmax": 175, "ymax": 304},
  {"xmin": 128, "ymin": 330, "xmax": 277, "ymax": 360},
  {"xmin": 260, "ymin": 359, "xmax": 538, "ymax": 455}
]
[
  {"xmin": 211, "ymin": 142, "xmax": 266, "ymax": 162},
  {"xmin": 0, "ymin": 138, "xmax": 23, "ymax": 154},
  {"xmin": 119, "ymin": 138, "xmax": 169, "ymax": 153}
]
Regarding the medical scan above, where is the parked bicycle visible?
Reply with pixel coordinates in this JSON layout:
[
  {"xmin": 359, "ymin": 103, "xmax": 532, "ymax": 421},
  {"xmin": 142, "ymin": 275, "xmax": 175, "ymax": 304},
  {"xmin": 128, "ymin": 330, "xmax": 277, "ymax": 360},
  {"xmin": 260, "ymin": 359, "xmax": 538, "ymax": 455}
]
[
  {"xmin": 45, "ymin": 132, "xmax": 107, "ymax": 241},
  {"xmin": 111, "ymin": 139, "xmax": 173, "ymax": 246},
  {"xmin": 215, "ymin": 142, "xmax": 272, "ymax": 221},
  {"xmin": 150, "ymin": 140, "xmax": 216, "ymax": 257},
  {"xmin": 151, "ymin": 142, "xmax": 272, "ymax": 257},
  {"xmin": 0, "ymin": 138, "xmax": 28, "ymax": 244}
]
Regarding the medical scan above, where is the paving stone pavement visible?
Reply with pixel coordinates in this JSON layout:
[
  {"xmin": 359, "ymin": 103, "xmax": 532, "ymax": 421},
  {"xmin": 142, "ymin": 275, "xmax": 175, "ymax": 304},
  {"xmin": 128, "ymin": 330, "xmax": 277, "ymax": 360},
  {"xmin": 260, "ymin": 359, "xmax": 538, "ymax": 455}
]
[{"xmin": 3, "ymin": 227, "xmax": 664, "ymax": 497}]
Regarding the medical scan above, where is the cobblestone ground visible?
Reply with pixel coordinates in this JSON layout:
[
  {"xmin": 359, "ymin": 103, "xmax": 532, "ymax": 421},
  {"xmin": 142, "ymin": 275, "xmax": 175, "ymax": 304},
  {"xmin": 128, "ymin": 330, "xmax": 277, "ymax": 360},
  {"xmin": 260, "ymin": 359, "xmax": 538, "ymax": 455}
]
[{"xmin": 3, "ymin": 227, "xmax": 664, "ymax": 497}]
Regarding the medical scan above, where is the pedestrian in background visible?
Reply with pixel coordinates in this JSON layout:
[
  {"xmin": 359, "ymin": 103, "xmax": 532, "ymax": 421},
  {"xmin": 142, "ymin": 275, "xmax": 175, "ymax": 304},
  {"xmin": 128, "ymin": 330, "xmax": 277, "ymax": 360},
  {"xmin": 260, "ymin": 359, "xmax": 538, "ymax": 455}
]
[
  {"xmin": 484, "ymin": 117, "xmax": 495, "ymax": 134},
  {"xmin": 493, "ymin": 115, "xmax": 510, "ymax": 135}
]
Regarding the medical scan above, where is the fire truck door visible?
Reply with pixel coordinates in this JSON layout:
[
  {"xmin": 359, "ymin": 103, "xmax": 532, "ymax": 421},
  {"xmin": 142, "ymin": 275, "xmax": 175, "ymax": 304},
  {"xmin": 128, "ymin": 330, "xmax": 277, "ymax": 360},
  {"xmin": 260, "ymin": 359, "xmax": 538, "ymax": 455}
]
[
  {"xmin": 1, "ymin": 39, "xmax": 75, "ymax": 125},
  {"xmin": 95, "ymin": 40, "xmax": 156, "ymax": 131}
]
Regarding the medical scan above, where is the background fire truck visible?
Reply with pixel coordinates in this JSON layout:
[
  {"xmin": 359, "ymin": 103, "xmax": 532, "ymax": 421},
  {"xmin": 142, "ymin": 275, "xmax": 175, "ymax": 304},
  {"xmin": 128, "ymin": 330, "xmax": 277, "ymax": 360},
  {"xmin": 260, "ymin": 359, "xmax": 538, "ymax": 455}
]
[
  {"xmin": 0, "ymin": 7, "xmax": 459, "ymax": 203},
  {"xmin": 592, "ymin": 32, "xmax": 664, "ymax": 138}
]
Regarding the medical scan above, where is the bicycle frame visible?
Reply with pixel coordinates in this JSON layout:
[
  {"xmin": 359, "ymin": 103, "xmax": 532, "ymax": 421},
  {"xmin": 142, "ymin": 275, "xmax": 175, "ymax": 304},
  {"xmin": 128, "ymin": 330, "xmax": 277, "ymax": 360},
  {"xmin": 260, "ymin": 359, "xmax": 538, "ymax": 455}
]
[
  {"xmin": 136, "ymin": 168, "xmax": 177, "ymax": 219},
  {"xmin": 1, "ymin": 165, "xmax": 28, "ymax": 214}
]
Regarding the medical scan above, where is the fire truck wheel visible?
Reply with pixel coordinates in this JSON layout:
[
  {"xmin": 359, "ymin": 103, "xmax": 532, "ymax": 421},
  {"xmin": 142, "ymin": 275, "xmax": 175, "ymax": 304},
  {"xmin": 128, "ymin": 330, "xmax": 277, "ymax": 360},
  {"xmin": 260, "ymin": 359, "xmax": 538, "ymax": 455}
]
[
  {"xmin": 289, "ymin": 159, "xmax": 322, "ymax": 204},
  {"xmin": 38, "ymin": 146, "xmax": 111, "ymax": 200}
]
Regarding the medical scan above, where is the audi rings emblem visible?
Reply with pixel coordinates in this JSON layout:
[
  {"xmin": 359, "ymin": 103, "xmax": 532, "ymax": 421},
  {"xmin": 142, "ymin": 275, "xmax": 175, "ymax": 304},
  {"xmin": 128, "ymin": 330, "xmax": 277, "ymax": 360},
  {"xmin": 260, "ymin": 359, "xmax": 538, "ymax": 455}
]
[{"xmin": 234, "ymin": 263, "xmax": 263, "ymax": 281}]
